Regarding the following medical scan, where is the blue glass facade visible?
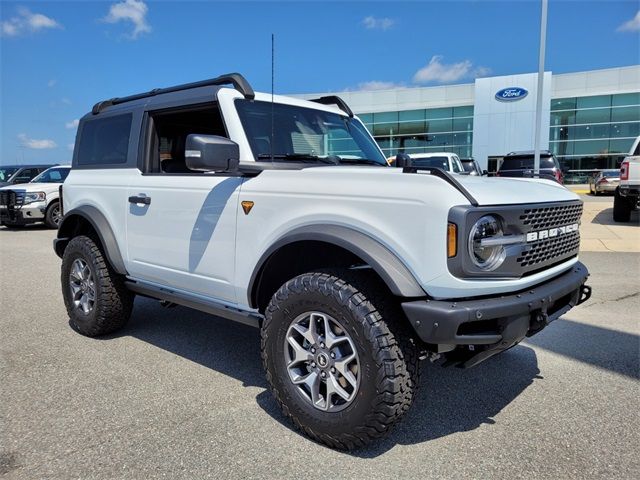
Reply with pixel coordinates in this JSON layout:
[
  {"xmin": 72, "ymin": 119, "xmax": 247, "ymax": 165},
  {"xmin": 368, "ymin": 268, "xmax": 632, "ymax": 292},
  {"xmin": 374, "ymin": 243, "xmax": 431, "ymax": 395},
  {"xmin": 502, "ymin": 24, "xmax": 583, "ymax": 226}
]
[{"xmin": 358, "ymin": 106, "xmax": 474, "ymax": 158}]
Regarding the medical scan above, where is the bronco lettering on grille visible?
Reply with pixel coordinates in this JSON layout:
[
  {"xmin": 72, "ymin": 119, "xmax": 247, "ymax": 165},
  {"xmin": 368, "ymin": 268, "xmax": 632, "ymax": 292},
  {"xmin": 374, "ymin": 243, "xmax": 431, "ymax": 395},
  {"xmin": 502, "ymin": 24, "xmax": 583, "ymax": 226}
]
[{"xmin": 526, "ymin": 223, "xmax": 579, "ymax": 242}]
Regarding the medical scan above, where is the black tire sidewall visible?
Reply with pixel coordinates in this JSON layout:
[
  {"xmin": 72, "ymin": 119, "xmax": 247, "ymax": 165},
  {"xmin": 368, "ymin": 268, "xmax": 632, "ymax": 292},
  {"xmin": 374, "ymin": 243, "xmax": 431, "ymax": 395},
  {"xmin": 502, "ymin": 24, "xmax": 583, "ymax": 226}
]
[
  {"xmin": 264, "ymin": 285, "xmax": 382, "ymax": 437},
  {"xmin": 61, "ymin": 237, "xmax": 101, "ymax": 333},
  {"xmin": 45, "ymin": 201, "xmax": 60, "ymax": 229}
]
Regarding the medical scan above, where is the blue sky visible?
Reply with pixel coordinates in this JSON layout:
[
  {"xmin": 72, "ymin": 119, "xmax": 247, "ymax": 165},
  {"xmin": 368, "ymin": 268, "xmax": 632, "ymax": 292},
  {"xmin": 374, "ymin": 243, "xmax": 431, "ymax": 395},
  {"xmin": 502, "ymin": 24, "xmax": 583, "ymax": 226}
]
[{"xmin": 1, "ymin": 0, "xmax": 639, "ymax": 165}]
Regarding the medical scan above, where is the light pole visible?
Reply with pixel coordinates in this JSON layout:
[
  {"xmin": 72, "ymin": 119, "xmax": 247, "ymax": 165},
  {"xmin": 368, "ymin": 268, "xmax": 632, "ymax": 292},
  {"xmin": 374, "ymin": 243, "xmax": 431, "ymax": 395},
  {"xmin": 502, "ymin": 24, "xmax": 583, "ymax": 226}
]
[{"xmin": 533, "ymin": 0, "xmax": 548, "ymax": 176}]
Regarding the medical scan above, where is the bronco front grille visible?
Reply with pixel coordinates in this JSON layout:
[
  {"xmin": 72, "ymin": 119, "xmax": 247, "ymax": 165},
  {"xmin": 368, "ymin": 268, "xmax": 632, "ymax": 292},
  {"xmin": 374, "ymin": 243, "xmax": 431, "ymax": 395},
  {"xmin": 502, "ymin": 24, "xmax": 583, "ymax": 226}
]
[
  {"xmin": 516, "ymin": 201, "xmax": 583, "ymax": 273},
  {"xmin": 519, "ymin": 203, "xmax": 583, "ymax": 231}
]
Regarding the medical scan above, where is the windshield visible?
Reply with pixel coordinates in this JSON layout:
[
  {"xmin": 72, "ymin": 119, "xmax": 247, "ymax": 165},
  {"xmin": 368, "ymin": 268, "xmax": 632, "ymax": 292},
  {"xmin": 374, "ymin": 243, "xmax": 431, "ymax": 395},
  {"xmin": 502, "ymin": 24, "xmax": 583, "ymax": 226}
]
[
  {"xmin": 31, "ymin": 167, "xmax": 70, "ymax": 183},
  {"xmin": 461, "ymin": 160, "xmax": 477, "ymax": 173},
  {"xmin": 410, "ymin": 156, "xmax": 451, "ymax": 171},
  {"xmin": 235, "ymin": 100, "xmax": 387, "ymax": 165},
  {"xmin": 0, "ymin": 167, "xmax": 19, "ymax": 182}
]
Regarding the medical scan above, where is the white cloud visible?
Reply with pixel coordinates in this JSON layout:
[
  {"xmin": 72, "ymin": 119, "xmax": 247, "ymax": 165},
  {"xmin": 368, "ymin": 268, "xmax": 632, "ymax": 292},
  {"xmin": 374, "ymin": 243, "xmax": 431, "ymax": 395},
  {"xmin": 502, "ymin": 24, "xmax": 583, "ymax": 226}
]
[
  {"xmin": 47, "ymin": 79, "xmax": 57, "ymax": 88},
  {"xmin": 65, "ymin": 119, "xmax": 80, "ymax": 129},
  {"xmin": 67, "ymin": 143, "xmax": 75, "ymax": 152},
  {"xmin": 352, "ymin": 81, "xmax": 405, "ymax": 91},
  {"xmin": 413, "ymin": 55, "xmax": 491, "ymax": 84},
  {"xmin": 362, "ymin": 15, "xmax": 396, "ymax": 31},
  {"xmin": 104, "ymin": 0, "xmax": 151, "ymax": 39},
  {"xmin": 1, "ymin": 8, "xmax": 62, "ymax": 37},
  {"xmin": 18, "ymin": 134, "xmax": 57, "ymax": 150},
  {"xmin": 617, "ymin": 10, "xmax": 640, "ymax": 32}
]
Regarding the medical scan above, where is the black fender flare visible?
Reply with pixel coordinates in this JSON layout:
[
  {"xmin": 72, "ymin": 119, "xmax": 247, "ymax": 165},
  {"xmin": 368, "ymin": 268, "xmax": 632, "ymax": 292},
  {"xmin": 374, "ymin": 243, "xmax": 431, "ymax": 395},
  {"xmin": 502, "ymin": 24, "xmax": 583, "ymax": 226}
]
[
  {"xmin": 248, "ymin": 224, "xmax": 426, "ymax": 307},
  {"xmin": 54, "ymin": 205, "xmax": 127, "ymax": 275}
]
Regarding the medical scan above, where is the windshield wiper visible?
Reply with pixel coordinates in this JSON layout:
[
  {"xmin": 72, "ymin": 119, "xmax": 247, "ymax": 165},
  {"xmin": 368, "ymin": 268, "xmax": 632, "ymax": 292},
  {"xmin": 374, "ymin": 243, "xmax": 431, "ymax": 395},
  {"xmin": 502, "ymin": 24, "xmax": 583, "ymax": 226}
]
[
  {"xmin": 337, "ymin": 158, "xmax": 385, "ymax": 166},
  {"xmin": 257, "ymin": 153, "xmax": 338, "ymax": 164}
]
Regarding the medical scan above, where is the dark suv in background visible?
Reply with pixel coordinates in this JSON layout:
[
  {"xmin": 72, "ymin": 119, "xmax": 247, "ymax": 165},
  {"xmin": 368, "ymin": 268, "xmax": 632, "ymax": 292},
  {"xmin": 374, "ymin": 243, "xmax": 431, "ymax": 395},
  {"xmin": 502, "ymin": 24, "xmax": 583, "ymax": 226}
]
[
  {"xmin": 0, "ymin": 165, "xmax": 54, "ymax": 187},
  {"xmin": 497, "ymin": 151, "xmax": 565, "ymax": 184}
]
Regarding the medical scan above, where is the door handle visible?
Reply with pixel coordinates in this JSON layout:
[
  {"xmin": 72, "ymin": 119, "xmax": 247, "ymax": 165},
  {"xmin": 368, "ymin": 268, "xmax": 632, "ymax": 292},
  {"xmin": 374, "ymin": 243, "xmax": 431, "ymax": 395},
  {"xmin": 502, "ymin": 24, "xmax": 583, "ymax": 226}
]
[{"xmin": 128, "ymin": 195, "xmax": 151, "ymax": 205}]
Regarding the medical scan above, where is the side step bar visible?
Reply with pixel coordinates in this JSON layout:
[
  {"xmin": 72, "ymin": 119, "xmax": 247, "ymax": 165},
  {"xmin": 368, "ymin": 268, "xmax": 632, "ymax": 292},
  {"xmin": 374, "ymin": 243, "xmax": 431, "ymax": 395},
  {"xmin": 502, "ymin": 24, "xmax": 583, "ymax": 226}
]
[{"xmin": 125, "ymin": 281, "xmax": 263, "ymax": 329}]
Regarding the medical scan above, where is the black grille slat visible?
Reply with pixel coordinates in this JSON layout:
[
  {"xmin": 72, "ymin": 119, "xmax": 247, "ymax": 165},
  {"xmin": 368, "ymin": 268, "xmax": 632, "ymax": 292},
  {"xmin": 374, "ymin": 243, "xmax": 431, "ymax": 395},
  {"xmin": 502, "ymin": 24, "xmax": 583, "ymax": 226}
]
[
  {"xmin": 518, "ymin": 231, "xmax": 580, "ymax": 267},
  {"xmin": 0, "ymin": 190, "xmax": 24, "ymax": 207}
]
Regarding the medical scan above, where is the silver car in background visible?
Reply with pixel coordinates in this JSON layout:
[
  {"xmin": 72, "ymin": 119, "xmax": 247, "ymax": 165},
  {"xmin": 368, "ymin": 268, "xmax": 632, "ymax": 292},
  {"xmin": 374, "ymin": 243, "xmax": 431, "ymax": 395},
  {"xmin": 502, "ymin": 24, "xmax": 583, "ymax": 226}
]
[{"xmin": 589, "ymin": 169, "xmax": 620, "ymax": 195}]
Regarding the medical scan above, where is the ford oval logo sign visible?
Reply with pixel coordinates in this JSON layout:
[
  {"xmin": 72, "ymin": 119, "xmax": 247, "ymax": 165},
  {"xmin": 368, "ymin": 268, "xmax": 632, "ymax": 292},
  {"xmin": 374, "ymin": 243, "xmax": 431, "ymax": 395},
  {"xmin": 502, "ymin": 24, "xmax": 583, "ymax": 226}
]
[{"xmin": 495, "ymin": 87, "xmax": 528, "ymax": 102}]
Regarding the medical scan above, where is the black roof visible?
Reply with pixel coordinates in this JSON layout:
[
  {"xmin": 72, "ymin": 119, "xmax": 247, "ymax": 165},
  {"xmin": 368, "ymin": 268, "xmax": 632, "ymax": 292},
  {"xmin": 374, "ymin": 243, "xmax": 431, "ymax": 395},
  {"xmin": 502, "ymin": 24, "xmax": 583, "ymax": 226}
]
[{"xmin": 505, "ymin": 150, "xmax": 553, "ymax": 157}]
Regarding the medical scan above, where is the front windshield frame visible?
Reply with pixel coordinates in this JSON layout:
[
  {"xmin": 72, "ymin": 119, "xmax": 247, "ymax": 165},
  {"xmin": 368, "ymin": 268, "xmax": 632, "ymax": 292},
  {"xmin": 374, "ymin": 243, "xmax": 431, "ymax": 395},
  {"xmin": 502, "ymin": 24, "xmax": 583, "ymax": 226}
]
[
  {"xmin": 30, "ymin": 167, "xmax": 70, "ymax": 183},
  {"xmin": 235, "ymin": 99, "xmax": 387, "ymax": 166},
  {"xmin": 0, "ymin": 167, "xmax": 19, "ymax": 182}
]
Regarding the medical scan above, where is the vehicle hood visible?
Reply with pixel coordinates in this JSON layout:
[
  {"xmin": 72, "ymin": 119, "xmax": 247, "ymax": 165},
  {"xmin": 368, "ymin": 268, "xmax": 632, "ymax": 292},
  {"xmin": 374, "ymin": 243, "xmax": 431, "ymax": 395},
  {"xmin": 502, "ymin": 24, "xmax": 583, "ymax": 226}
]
[
  {"xmin": 276, "ymin": 166, "xmax": 579, "ymax": 206},
  {"xmin": 0, "ymin": 182, "xmax": 61, "ymax": 193},
  {"xmin": 453, "ymin": 174, "xmax": 577, "ymax": 205}
]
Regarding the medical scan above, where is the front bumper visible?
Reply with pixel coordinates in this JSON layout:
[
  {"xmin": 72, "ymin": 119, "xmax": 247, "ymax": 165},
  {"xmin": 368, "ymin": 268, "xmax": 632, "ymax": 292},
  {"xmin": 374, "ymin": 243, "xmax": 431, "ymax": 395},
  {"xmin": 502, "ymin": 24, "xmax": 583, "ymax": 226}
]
[
  {"xmin": 402, "ymin": 262, "xmax": 591, "ymax": 367},
  {"xmin": 0, "ymin": 203, "xmax": 46, "ymax": 225}
]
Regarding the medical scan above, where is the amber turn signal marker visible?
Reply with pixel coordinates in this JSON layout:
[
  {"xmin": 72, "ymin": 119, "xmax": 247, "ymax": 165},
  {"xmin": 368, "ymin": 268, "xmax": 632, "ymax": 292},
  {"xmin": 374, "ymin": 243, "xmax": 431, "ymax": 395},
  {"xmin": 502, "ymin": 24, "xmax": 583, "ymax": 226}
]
[
  {"xmin": 241, "ymin": 201, "xmax": 254, "ymax": 215},
  {"xmin": 447, "ymin": 223, "xmax": 457, "ymax": 258}
]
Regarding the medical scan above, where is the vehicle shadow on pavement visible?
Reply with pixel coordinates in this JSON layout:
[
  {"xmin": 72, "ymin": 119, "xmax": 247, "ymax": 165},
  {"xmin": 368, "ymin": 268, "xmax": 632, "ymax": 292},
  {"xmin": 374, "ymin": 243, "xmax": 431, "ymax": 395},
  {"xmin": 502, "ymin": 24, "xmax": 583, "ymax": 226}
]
[
  {"xmin": 114, "ymin": 298, "xmax": 544, "ymax": 455},
  {"xmin": 525, "ymin": 318, "xmax": 640, "ymax": 380},
  {"xmin": 591, "ymin": 207, "xmax": 640, "ymax": 226},
  {"xmin": 257, "ymin": 346, "xmax": 543, "ymax": 457}
]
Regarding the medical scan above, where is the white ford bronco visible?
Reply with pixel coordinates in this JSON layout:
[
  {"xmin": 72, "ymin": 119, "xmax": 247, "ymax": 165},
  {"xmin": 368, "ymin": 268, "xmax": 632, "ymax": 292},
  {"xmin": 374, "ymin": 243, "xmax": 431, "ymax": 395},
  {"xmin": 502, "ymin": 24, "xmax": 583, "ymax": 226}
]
[{"xmin": 54, "ymin": 74, "xmax": 591, "ymax": 449}]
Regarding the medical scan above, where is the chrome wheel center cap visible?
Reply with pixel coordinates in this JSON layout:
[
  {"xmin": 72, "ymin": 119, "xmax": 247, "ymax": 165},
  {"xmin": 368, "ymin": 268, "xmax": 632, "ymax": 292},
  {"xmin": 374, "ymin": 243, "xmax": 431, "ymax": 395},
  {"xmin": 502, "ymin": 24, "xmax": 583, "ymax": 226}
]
[{"xmin": 316, "ymin": 353, "xmax": 329, "ymax": 368}]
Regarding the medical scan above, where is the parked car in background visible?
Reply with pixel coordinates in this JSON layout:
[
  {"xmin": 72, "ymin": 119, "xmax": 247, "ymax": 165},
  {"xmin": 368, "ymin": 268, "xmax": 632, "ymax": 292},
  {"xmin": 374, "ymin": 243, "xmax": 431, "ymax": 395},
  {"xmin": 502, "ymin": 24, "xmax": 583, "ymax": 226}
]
[
  {"xmin": 613, "ymin": 136, "xmax": 640, "ymax": 222},
  {"xmin": 0, "ymin": 164, "xmax": 53, "ymax": 187},
  {"xmin": 408, "ymin": 152, "xmax": 465, "ymax": 173},
  {"xmin": 0, "ymin": 165, "xmax": 71, "ymax": 228},
  {"xmin": 588, "ymin": 170, "xmax": 620, "ymax": 195},
  {"xmin": 460, "ymin": 158, "xmax": 487, "ymax": 176},
  {"xmin": 497, "ymin": 151, "xmax": 565, "ymax": 184}
]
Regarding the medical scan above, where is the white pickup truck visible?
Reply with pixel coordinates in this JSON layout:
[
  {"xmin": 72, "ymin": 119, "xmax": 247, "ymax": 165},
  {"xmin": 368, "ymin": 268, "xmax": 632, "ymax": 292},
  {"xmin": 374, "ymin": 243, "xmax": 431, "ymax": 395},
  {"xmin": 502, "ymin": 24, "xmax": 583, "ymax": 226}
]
[
  {"xmin": 0, "ymin": 165, "xmax": 71, "ymax": 228},
  {"xmin": 614, "ymin": 135, "xmax": 640, "ymax": 222}
]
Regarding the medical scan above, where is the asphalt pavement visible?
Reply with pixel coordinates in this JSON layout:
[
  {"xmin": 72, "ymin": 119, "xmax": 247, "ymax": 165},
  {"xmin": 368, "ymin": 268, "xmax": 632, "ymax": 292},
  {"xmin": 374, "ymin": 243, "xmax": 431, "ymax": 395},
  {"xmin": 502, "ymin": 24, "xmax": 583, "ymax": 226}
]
[{"xmin": 1, "ymin": 226, "xmax": 638, "ymax": 479}]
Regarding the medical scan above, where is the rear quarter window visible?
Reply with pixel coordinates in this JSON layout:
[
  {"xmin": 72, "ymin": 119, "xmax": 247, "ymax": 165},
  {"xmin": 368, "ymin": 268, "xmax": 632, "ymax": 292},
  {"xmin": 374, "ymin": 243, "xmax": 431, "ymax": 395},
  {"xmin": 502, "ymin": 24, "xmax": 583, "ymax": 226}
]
[{"xmin": 77, "ymin": 114, "xmax": 132, "ymax": 166}]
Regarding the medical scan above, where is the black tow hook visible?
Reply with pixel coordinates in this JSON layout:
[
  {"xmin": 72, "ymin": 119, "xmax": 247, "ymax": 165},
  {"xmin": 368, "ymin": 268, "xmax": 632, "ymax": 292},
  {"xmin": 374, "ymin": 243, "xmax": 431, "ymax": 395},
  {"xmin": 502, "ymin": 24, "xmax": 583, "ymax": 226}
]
[{"xmin": 577, "ymin": 285, "xmax": 592, "ymax": 305}]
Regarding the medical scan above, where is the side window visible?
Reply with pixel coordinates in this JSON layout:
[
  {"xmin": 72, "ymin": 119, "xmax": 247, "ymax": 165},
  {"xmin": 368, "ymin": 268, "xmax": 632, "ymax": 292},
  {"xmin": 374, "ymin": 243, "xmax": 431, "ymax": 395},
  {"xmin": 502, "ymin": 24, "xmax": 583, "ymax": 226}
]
[
  {"xmin": 147, "ymin": 104, "xmax": 227, "ymax": 174},
  {"xmin": 77, "ymin": 114, "xmax": 132, "ymax": 166},
  {"xmin": 13, "ymin": 168, "xmax": 35, "ymax": 183},
  {"xmin": 634, "ymin": 140, "xmax": 640, "ymax": 157},
  {"xmin": 451, "ymin": 156, "xmax": 462, "ymax": 173}
]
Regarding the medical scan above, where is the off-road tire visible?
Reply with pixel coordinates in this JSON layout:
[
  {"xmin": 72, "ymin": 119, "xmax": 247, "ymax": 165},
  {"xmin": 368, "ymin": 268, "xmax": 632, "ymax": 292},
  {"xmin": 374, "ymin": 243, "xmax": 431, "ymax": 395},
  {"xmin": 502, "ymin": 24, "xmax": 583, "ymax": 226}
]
[
  {"xmin": 613, "ymin": 187, "xmax": 631, "ymax": 222},
  {"xmin": 44, "ymin": 201, "xmax": 61, "ymax": 229},
  {"xmin": 261, "ymin": 269, "xmax": 420, "ymax": 450},
  {"xmin": 61, "ymin": 235, "xmax": 133, "ymax": 336}
]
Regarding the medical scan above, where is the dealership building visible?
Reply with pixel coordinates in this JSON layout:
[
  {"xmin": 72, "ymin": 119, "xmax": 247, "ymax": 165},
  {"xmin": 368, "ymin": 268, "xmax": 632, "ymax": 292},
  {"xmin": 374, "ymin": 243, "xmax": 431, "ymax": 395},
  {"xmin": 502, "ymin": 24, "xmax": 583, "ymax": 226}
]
[{"xmin": 296, "ymin": 65, "xmax": 639, "ymax": 182}]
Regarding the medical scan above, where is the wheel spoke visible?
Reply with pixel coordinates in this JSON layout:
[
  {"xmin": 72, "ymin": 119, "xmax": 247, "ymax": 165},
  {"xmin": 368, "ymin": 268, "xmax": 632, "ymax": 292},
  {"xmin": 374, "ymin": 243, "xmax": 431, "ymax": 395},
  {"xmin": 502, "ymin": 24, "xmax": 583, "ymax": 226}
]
[
  {"xmin": 308, "ymin": 313, "xmax": 322, "ymax": 344},
  {"xmin": 286, "ymin": 335, "xmax": 313, "ymax": 366},
  {"xmin": 80, "ymin": 294, "xmax": 90, "ymax": 313},
  {"xmin": 334, "ymin": 353, "xmax": 358, "ymax": 390},
  {"xmin": 292, "ymin": 323, "xmax": 315, "ymax": 346},
  {"xmin": 326, "ymin": 372, "xmax": 351, "ymax": 402}
]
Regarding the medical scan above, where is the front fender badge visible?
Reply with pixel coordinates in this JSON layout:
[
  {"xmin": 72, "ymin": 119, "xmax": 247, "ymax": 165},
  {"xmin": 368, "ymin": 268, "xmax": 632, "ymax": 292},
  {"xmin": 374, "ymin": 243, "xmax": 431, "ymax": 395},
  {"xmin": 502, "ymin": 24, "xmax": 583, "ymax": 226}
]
[{"xmin": 241, "ymin": 200, "xmax": 254, "ymax": 215}]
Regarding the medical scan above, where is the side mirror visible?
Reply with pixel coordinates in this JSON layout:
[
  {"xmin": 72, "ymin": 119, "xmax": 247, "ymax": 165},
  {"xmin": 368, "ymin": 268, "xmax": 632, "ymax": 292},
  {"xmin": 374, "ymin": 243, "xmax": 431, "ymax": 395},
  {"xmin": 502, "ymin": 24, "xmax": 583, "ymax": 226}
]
[
  {"xmin": 185, "ymin": 135, "xmax": 240, "ymax": 172},
  {"xmin": 395, "ymin": 153, "xmax": 412, "ymax": 168},
  {"xmin": 482, "ymin": 170, "xmax": 489, "ymax": 176}
]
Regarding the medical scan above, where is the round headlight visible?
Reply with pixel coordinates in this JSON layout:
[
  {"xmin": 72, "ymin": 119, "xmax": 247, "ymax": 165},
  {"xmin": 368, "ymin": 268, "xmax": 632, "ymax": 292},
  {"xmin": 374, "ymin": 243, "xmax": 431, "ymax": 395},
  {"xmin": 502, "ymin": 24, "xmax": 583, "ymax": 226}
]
[{"xmin": 468, "ymin": 215, "xmax": 506, "ymax": 271}]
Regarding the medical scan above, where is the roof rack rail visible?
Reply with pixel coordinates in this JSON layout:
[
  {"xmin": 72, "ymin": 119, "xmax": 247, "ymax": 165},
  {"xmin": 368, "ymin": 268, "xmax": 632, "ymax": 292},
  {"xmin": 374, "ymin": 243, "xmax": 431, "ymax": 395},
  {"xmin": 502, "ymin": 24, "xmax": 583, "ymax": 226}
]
[
  {"xmin": 91, "ymin": 73, "xmax": 254, "ymax": 115},
  {"xmin": 309, "ymin": 95, "xmax": 354, "ymax": 117}
]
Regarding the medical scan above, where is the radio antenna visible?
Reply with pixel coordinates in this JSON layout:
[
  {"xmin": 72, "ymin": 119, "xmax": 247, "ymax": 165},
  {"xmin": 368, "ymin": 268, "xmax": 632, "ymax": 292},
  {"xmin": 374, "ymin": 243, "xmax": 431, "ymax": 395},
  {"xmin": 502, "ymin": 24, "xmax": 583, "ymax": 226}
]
[{"xmin": 270, "ymin": 33, "xmax": 275, "ymax": 163}]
